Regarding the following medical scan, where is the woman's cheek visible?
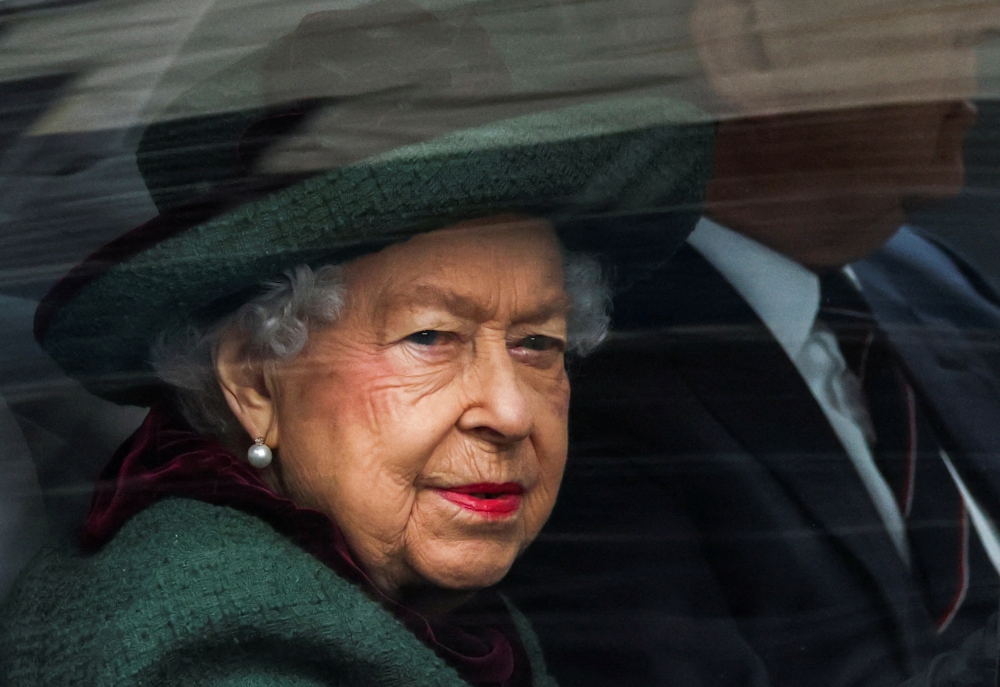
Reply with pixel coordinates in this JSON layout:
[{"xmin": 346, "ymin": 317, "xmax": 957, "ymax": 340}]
[{"xmin": 536, "ymin": 371, "xmax": 571, "ymax": 423}]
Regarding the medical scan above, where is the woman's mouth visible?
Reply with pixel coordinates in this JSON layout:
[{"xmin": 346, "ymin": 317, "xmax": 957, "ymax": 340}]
[{"xmin": 434, "ymin": 483, "xmax": 524, "ymax": 517}]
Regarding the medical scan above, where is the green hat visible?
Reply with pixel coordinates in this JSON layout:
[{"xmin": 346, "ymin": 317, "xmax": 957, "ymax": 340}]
[{"xmin": 35, "ymin": 2, "xmax": 713, "ymax": 403}]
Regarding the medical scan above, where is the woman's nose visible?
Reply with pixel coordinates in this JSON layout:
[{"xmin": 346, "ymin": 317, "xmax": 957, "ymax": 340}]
[{"xmin": 457, "ymin": 342, "xmax": 534, "ymax": 444}]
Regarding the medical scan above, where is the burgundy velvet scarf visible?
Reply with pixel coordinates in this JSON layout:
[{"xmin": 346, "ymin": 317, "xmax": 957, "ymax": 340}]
[{"xmin": 83, "ymin": 404, "xmax": 532, "ymax": 687}]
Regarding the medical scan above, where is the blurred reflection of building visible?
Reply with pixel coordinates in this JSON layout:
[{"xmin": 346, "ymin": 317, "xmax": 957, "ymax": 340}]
[{"xmin": 0, "ymin": 294, "xmax": 145, "ymax": 579}]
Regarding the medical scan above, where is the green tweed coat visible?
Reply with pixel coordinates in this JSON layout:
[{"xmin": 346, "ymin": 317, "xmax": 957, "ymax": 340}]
[{"xmin": 0, "ymin": 498, "xmax": 557, "ymax": 687}]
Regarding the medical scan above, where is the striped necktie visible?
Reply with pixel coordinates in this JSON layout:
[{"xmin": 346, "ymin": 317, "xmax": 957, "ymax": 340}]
[{"xmin": 817, "ymin": 269, "xmax": 972, "ymax": 632}]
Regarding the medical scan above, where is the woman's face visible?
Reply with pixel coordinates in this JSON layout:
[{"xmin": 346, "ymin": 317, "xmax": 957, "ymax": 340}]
[{"xmin": 266, "ymin": 216, "xmax": 571, "ymax": 598}]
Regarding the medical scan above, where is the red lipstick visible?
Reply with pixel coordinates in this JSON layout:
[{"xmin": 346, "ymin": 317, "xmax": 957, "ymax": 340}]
[{"xmin": 434, "ymin": 483, "xmax": 524, "ymax": 517}]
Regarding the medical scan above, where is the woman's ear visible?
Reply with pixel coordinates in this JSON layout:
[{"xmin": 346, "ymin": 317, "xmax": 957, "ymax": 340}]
[{"xmin": 214, "ymin": 328, "xmax": 280, "ymax": 447}]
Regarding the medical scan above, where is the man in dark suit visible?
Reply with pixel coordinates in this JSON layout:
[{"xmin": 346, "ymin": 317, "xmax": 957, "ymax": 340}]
[{"xmin": 503, "ymin": 101, "xmax": 1000, "ymax": 687}]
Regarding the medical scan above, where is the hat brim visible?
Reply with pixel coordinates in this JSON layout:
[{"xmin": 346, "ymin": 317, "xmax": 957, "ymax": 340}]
[{"xmin": 36, "ymin": 97, "xmax": 713, "ymax": 402}]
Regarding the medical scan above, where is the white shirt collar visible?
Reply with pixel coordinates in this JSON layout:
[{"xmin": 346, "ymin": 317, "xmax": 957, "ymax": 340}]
[
  {"xmin": 687, "ymin": 218, "xmax": 1000, "ymax": 575},
  {"xmin": 687, "ymin": 216, "xmax": 820, "ymax": 361}
]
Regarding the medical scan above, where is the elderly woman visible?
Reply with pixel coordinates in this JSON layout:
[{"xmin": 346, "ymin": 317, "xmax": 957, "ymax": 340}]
[{"xmin": 0, "ymin": 4, "xmax": 711, "ymax": 686}]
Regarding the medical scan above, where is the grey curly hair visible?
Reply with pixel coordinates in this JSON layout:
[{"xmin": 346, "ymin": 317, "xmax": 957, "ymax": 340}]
[{"xmin": 153, "ymin": 251, "xmax": 610, "ymax": 439}]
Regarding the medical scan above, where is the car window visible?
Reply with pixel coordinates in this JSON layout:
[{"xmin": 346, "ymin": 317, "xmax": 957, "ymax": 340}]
[{"xmin": 3, "ymin": 2, "xmax": 1000, "ymax": 686}]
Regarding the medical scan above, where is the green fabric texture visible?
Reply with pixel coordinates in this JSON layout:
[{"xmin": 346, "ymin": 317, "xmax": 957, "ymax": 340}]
[
  {"xmin": 39, "ymin": 97, "xmax": 712, "ymax": 399},
  {"xmin": 137, "ymin": 105, "xmax": 274, "ymax": 213},
  {"xmin": 0, "ymin": 498, "xmax": 557, "ymax": 687}
]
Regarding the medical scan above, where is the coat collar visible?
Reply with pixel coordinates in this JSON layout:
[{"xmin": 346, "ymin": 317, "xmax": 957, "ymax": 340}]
[
  {"xmin": 687, "ymin": 216, "xmax": 820, "ymax": 361},
  {"xmin": 852, "ymin": 238, "xmax": 1000, "ymax": 525}
]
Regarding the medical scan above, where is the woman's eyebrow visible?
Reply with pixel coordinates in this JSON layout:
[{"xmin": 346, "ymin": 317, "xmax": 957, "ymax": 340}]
[
  {"xmin": 513, "ymin": 297, "xmax": 573, "ymax": 325},
  {"xmin": 386, "ymin": 284, "xmax": 571, "ymax": 322},
  {"xmin": 380, "ymin": 285, "xmax": 489, "ymax": 320}
]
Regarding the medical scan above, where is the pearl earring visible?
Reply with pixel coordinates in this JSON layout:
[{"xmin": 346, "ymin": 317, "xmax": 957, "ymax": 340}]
[{"xmin": 247, "ymin": 437, "xmax": 272, "ymax": 468}]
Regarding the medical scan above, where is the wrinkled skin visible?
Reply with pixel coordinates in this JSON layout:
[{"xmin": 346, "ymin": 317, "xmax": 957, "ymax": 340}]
[{"xmin": 217, "ymin": 216, "xmax": 571, "ymax": 610}]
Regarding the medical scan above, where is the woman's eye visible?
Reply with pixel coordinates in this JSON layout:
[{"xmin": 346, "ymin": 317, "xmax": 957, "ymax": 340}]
[
  {"xmin": 514, "ymin": 335, "xmax": 564, "ymax": 352},
  {"xmin": 405, "ymin": 330, "xmax": 444, "ymax": 346}
]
